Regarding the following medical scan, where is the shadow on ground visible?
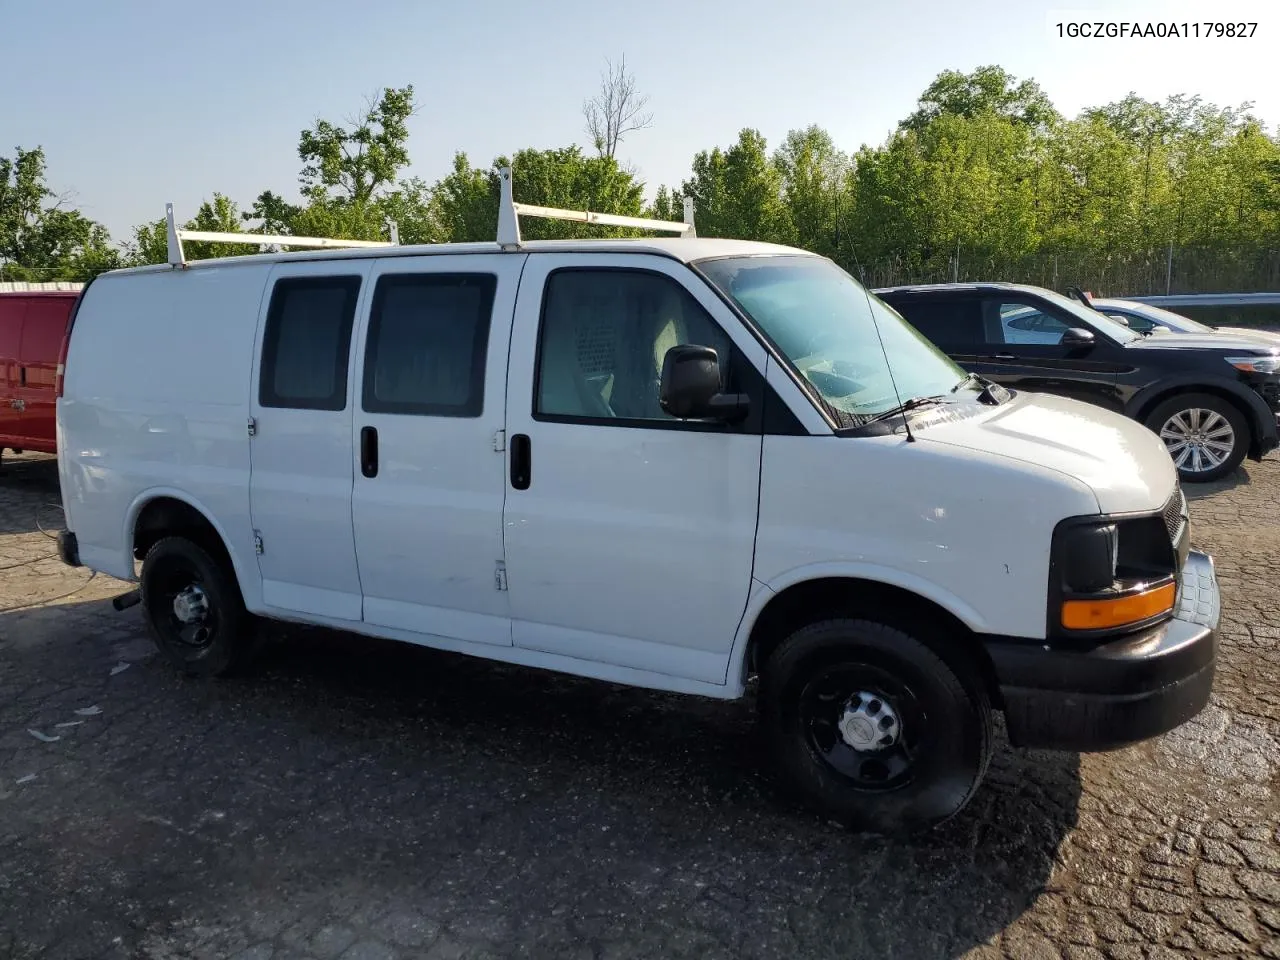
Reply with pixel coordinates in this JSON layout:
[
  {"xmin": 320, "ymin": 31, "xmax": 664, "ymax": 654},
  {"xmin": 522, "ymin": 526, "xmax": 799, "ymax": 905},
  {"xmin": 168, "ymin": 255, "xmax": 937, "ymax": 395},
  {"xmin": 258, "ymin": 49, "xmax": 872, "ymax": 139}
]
[
  {"xmin": 0, "ymin": 454, "xmax": 62, "ymax": 536},
  {"xmin": 1, "ymin": 598, "xmax": 1081, "ymax": 959}
]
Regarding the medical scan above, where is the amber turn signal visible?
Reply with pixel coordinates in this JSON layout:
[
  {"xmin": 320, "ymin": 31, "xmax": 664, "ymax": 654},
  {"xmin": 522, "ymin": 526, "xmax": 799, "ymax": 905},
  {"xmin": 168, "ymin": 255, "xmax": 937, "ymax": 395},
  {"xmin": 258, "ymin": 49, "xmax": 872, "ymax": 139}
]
[{"xmin": 1061, "ymin": 582, "xmax": 1176, "ymax": 631}]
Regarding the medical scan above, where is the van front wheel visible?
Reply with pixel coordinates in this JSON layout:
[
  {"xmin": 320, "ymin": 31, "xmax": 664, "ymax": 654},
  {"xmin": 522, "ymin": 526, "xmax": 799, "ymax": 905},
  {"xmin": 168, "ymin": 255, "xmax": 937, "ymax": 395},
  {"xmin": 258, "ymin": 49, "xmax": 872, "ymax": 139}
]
[
  {"xmin": 140, "ymin": 537, "xmax": 259, "ymax": 677},
  {"xmin": 758, "ymin": 619, "xmax": 992, "ymax": 834}
]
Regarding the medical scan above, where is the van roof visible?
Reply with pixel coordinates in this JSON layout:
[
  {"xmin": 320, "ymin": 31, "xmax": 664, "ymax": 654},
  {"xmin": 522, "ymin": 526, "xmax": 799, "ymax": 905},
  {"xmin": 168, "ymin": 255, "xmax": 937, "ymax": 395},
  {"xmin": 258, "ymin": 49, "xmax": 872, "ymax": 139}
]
[{"xmin": 96, "ymin": 237, "xmax": 816, "ymax": 279}]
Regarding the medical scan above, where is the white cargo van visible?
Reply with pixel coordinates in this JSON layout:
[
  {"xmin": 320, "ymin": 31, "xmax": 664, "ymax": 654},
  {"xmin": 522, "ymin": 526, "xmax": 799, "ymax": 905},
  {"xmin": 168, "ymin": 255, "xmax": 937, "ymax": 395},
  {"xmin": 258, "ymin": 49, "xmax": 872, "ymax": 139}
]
[{"xmin": 55, "ymin": 171, "xmax": 1220, "ymax": 832}]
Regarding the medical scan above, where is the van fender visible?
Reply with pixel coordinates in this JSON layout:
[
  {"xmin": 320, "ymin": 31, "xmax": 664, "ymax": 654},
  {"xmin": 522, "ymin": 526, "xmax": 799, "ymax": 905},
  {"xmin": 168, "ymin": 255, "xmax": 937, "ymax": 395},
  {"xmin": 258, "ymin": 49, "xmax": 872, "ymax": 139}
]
[
  {"xmin": 121, "ymin": 487, "xmax": 259, "ymax": 606},
  {"xmin": 724, "ymin": 562, "xmax": 991, "ymax": 689}
]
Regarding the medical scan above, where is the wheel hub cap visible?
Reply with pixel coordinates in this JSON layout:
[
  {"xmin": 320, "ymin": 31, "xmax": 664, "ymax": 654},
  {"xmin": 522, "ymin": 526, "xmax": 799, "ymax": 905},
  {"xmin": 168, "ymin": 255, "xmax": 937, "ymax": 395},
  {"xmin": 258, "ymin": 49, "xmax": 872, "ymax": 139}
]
[
  {"xmin": 837, "ymin": 692, "xmax": 900, "ymax": 752},
  {"xmin": 172, "ymin": 584, "xmax": 209, "ymax": 624},
  {"xmin": 1159, "ymin": 408, "xmax": 1234, "ymax": 474}
]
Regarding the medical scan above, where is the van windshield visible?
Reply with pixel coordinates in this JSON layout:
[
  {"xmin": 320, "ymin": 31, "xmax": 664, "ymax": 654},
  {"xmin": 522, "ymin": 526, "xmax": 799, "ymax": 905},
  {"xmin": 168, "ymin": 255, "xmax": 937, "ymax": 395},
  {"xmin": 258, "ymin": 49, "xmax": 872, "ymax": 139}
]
[{"xmin": 696, "ymin": 255, "xmax": 969, "ymax": 425}]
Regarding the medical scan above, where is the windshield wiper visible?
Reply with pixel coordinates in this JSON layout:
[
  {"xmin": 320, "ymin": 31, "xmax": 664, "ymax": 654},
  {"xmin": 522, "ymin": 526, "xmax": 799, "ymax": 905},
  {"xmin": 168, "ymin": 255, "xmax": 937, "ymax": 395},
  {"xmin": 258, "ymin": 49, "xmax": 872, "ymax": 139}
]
[
  {"xmin": 863, "ymin": 394, "xmax": 948, "ymax": 424},
  {"xmin": 951, "ymin": 371, "xmax": 984, "ymax": 393}
]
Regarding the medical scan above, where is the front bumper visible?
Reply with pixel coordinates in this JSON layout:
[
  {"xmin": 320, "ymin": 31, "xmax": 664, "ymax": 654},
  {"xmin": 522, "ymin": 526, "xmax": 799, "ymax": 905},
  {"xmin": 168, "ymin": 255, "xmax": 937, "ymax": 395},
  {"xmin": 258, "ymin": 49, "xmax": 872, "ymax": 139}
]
[
  {"xmin": 1244, "ymin": 378, "xmax": 1280, "ymax": 457},
  {"xmin": 985, "ymin": 549, "xmax": 1219, "ymax": 752}
]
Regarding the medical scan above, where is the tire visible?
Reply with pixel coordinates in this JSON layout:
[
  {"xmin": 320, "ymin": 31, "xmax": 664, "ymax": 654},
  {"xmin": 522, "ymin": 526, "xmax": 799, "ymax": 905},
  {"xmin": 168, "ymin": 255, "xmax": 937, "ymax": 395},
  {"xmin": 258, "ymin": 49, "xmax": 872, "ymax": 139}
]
[
  {"xmin": 758, "ymin": 618, "xmax": 993, "ymax": 834},
  {"xmin": 139, "ymin": 536, "xmax": 259, "ymax": 677},
  {"xmin": 1144, "ymin": 392, "xmax": 1248, "ymax": 483}
]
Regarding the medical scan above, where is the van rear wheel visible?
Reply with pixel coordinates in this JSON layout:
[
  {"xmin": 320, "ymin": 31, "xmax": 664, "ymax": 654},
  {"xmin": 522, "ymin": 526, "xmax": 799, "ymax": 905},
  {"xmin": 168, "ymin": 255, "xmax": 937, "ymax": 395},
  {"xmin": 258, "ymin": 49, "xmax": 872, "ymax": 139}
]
[
  {"xmin": 758, "ymin": 618, "xmax": 992, "ymax": 834},
  {"xmin": 139, "ymin": 536, "xmax": 259, "ymax": 677}
]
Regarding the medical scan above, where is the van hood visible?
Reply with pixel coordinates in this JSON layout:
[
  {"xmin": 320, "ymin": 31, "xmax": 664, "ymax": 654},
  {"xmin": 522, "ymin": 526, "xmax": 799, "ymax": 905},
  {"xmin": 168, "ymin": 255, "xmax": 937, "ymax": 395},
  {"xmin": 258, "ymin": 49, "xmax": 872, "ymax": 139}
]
[{"xmin": 918, "ymin": 392, "xmax": 1177, "ymax": 515}]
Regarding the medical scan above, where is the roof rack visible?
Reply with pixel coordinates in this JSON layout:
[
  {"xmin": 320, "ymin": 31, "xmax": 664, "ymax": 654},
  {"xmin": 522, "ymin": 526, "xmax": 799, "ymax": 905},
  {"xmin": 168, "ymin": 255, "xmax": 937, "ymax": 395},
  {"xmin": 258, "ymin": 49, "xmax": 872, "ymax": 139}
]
[
  {"xmin": 164, "ymin": 203, "xmax": 399, "ymax": 267},
  {"xmin": 496, "ymin": 166, "xmax": 695, "ymax": 250}
]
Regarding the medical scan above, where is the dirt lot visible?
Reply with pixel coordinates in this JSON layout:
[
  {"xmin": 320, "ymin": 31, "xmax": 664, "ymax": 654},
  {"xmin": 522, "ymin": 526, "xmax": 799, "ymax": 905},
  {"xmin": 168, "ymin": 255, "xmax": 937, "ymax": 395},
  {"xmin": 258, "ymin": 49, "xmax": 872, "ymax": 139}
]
[{"xmin": 2, "ymin": 452, "xmax": 1279, "ymax": 960}]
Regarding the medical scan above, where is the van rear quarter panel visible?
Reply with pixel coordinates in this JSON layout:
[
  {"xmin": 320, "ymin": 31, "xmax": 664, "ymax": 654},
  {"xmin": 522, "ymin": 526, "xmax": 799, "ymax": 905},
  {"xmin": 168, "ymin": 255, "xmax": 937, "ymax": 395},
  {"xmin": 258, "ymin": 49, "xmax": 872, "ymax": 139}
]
[{"xmin": 58, "ymin": 266, "xmax": 269, "ymax": 588}]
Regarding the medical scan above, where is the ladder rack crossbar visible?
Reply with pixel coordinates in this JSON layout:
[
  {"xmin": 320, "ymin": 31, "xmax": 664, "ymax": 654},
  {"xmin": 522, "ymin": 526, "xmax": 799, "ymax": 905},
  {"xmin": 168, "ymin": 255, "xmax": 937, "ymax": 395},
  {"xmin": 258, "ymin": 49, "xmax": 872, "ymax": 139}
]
[
  {"xmin": 512, "ymin": 203, "xmax": 691, "ymax": 234},
  {"xmin": 177, "ymin": 229, "xmax": 394, "ymax": 250},
  {"xmin": 164, "ymin": 202, "xmax": 399, "ymax": 266},
  {"xmin": 496, "ymin": 166, "xmax": 696, "ymax": 248}
]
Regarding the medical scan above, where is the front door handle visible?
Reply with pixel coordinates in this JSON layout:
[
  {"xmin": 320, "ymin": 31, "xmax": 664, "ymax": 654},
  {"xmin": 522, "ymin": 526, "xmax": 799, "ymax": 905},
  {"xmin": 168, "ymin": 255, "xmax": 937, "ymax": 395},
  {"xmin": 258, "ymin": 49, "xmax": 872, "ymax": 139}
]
[
  {"xmin": 510, "ymin": 433, "xmax": 531, "ymax": 490},
  {"xmin": 360, "ymin": 426, "xmax": 378, "ymax": 478},
  {"xmin": 993, "ymin": 353, "xmax": 1016, "ymax": 361}
]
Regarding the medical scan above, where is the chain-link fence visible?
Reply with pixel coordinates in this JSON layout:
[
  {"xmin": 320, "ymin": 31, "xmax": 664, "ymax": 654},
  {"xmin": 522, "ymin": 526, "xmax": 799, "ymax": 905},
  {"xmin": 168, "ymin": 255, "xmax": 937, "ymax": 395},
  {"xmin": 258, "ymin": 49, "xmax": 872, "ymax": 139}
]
[{"xmin": 849, "ymin": 246, "xmax": 1280, "ymax": 297}]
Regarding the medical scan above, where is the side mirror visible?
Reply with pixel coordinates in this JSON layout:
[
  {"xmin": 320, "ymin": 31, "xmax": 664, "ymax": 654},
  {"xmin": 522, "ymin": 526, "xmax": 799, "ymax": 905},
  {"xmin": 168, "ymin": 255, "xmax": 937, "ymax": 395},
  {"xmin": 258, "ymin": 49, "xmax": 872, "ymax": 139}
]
[
  {"xmin": 1060, "ymin": 327, "xmax": 1096, "ymax": 348},
  {"xmin": 659, "ymin": 344, "xmax": 749, "ymax": 421}
]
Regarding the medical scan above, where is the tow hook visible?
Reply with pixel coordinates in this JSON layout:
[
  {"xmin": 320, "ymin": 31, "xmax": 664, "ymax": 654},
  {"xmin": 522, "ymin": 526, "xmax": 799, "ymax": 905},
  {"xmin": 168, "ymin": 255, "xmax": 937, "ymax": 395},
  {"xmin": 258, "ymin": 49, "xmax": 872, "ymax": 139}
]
[{"xmin": 112, "ymin": 589, "xmax": 142, "ymax": 612}]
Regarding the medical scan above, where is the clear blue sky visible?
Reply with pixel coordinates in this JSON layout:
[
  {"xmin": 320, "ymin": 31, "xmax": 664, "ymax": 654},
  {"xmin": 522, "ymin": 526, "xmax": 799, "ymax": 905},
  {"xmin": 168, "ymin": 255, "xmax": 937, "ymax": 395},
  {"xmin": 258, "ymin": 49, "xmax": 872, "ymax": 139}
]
[{"xmin": 4, "ymin": 0, "xmax": 1277, "ymax": 242}]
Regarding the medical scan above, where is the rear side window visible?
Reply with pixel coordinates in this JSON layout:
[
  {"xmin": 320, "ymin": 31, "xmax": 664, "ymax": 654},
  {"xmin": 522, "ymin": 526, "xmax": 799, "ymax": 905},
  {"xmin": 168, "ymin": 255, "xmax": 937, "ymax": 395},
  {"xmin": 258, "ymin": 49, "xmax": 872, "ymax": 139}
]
[
  {"xmin": 259, "ymin": 276, "xmax": 362, "ymax": 410},
  {"xmin": 992, "ymin": 301, "xmax": 1070, "ymax": 345},
  {"xmin": 362, "ymin": 273, "xmax": 496, "ymax": 417},
  {"xmin": 890, "ymin": 298, "xmax": 985, "ymax": 348}
]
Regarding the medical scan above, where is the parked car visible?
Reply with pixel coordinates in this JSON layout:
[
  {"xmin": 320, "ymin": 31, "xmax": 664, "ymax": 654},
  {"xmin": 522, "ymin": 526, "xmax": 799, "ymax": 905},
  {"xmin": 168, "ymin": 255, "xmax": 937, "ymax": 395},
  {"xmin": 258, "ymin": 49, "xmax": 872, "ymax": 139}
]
[
  {"xmin": 1089, "ymin": 295, "xmax": 1280, "ymax": 346},
  {"xmin": 1126, "ymin": 292, "xmax": 1280, "ymax": 331},
  {"xmin": 55, "ymin": 175, "xmax": 1219, "ymax": 833},
  {"xmin": 874, "ymin": 282, "xmax": 1280, "ymax": 483},
  {"xmin": 0, "ymin": 282, "xmax": 82, "ymax": 466}
]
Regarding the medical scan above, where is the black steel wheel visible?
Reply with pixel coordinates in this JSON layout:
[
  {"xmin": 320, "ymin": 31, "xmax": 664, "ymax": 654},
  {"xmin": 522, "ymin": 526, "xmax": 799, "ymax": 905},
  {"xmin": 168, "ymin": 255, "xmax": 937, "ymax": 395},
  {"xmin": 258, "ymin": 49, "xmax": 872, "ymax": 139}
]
[
  {"xmin": 759, "ymin": 618, "xmax": 992, "ymax": 833},
  {"xmin": 140, "ymin": 537, "xmax": 258, "ymax": 677}
]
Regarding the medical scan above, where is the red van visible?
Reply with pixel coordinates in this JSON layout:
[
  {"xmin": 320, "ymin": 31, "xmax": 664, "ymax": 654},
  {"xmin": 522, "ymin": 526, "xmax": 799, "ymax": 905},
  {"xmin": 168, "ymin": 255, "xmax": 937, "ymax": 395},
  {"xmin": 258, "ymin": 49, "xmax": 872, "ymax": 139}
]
[{"xmin": 0, "ymin": 283, "xmax": 82, "ymax": 463}]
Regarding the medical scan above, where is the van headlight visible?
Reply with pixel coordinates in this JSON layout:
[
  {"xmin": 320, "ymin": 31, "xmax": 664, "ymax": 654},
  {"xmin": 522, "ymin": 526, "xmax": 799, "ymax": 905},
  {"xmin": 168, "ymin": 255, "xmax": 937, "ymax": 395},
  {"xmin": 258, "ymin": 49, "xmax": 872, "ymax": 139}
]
[
  {"xmin": 1226, "ymin": 355, "xmax": 1280, "ymax": 375},
  {"xmin": 1050, "ymin": 514, "xmax": 1178, "ymax": 636}
]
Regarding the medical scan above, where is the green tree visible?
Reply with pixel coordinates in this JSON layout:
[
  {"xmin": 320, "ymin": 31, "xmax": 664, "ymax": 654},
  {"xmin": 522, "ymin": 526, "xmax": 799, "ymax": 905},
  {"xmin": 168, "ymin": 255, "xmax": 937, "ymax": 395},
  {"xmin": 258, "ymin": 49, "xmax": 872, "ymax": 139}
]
[
  {"xmin": 773, "ymin": 125, "xmax": 849, "ymax": 258},
  {"xmin": 126, "ymin": 193, "xmax": 258, "ymax": 265},
  {"xmin": 430, "ymin": 152, "xmax": 500, "ymax": 243},
  {"xmin": 680, "ymin": 129, "xmax": 795, "ymax": 243},
  {"xmin": 0, "ymin": 146, "xmax": 120, "ymax": 280},
  {"xmin": 242, "ymin": 190, "xmax": 302, "ymax": 234},
  {"xmin": 298, "ymin": 85, "xmax": 416, "ymax": 206},
  {"xmin": 902, "ymin": 66, "xmax": 1060, "ymax": 133},
  {"xmin": 431, "ymin": 147, "xmax": 645, "ymax": 243},
  {"xmin": 847, "ymin": 112, "xmax": 1040, "ymax": 275}
]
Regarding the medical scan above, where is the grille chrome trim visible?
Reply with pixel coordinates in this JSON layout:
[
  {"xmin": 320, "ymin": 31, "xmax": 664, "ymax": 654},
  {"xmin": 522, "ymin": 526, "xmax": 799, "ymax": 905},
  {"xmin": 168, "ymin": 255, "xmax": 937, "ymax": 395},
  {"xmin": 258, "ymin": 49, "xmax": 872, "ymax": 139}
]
[{"xmin": 1163, "ymin": 486, "xmax": 1187, "ymax": 544}]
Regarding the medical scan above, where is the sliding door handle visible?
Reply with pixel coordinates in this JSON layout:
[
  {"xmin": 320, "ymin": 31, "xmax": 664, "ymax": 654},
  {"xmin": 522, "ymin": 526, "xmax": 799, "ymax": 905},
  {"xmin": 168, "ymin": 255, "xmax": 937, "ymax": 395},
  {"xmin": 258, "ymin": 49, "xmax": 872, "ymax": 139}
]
[
  {"xmin": 360, "ymin": 426, "xmax": 378, "ymax": 478},
  {"xmin": 510, "ymin": 433, "xmax": 531, "ymax": 490}
]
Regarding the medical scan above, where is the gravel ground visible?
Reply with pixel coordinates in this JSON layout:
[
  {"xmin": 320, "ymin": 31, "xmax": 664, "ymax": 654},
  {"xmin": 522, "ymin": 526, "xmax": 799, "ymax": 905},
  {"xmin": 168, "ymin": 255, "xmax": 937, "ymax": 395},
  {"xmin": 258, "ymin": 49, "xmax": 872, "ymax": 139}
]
[{"xmin": 2, "ymin": 451, "xmax": 1279, "ymax": 960}]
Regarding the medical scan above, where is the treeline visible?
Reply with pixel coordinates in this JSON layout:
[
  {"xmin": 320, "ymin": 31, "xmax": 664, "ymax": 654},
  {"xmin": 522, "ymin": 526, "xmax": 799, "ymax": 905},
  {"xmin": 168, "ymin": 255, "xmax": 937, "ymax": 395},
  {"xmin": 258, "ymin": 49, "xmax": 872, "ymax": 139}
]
[{"xmin": 3, "ymin": 65, "xmax": 1279, "ymax": 293}]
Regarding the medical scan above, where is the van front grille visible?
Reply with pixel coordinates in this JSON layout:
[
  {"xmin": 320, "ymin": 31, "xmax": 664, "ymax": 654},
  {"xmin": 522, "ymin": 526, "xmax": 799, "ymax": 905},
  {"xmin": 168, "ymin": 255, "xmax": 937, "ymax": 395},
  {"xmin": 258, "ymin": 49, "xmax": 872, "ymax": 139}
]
[{"xmin": 1163, "ymin": 486, "xmax": 1187, "ymax": 543}]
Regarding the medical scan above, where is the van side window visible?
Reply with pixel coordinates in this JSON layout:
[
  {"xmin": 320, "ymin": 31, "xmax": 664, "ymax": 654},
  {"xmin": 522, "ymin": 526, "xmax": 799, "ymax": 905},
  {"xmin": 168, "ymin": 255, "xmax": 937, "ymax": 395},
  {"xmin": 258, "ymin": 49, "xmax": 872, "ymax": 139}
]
[
  {"xmin": 535, "ymin": 269, "xmax": 731, "ymax": 423},
  {"xmin": 362, "ymin": 273, "xmax": 496, "ymax": 417},
  {"xmin": 259, "ymin": 276, "xmax": 362, "ymax": 411}
]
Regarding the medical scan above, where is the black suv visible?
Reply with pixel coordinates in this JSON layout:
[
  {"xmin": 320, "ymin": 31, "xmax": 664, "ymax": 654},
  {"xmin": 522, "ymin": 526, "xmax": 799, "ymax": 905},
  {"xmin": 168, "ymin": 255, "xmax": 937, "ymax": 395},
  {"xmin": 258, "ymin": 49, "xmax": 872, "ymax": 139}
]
[{"xmin": 874, "ymin": 282, "xmax": 1280, "ymax": 482}]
